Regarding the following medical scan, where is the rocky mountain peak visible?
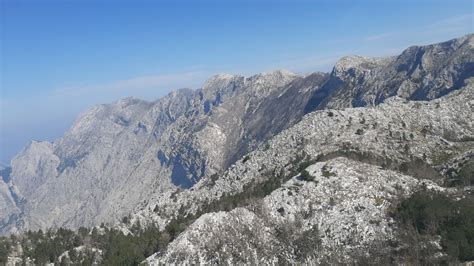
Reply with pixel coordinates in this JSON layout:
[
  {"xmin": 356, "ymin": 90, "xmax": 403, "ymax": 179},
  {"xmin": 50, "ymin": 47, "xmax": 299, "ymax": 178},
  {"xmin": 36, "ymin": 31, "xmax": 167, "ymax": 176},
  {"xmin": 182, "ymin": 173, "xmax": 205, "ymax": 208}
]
[
  {"xmin": 242, "ymin": 69, "xmax": 299, "ymax": 98},
  {"xmin": 10, "ymin": 140, "xmax": 59, "ymax": 198},
  {"xmin": 247, "ymin": 69, "xmax": 298, "ymax": 84},
  {"xmin": 166, "ymin": 87, "xmax": 195, "ymax": 99},
  {"xmin": 115, "ymin": 96, "xmax": 149, "ymax": 108},
  {"xmin": 16, "ymin": 140, "xmax": 54, "ymax": 159},
  {"xmin": 203, "ymin": 73, "xmax": 241, "ymax": 90},
  {"xmin": 201, "ymin": 73, "xmax": 244, "ymax": 102},
  {"xmin": 333, "ymin": 55, "xmax": 389, "ymax": 78},
  {"xmin": 304, "ymin": 34, "xmax": 474, "ymax": 112}
]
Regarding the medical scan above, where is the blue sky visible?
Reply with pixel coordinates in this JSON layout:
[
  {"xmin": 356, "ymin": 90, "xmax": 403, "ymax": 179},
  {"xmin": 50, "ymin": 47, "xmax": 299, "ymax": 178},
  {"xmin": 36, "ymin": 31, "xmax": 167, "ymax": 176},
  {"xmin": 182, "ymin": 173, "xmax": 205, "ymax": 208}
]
[{"xmin": 0, "ymin": 0, "xmax": 473, "ymax": 164}]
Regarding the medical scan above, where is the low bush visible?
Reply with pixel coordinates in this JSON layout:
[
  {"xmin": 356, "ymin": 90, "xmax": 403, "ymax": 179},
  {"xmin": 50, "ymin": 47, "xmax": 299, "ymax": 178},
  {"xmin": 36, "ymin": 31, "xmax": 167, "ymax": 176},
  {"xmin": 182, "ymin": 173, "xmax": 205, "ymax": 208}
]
[
  {"xmin": 300, "ymin": 169, "xmax": 314, "ymax": 181},
  {"xmin": 321, "ymin": 165, "xmax": 336, "ymax": 178}
]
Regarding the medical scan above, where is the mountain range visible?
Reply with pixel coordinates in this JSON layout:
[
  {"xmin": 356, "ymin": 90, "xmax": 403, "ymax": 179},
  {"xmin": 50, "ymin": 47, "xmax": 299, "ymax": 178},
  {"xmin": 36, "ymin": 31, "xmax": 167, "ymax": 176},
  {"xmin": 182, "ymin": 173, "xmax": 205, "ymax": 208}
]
[{"xmin": 1, "ymin": 34, "xmax": 473, "ymax": 264}]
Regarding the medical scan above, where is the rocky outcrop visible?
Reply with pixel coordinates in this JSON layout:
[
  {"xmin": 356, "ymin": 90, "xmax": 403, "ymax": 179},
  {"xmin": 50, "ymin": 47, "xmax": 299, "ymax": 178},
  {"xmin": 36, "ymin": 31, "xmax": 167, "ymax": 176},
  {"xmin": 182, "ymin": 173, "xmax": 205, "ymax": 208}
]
[
  {"xmin": 147, "ymin": 158, "xmax": 440, "ymax": 264},
  {"xmin": 11, "ymin": 141, "xmax": 59, "ymax": 198},
  {"xmin": 0, "ymin": 167, "xmax": 22, "ymax": 234},
  {"xmin": 305, "ymin": 34, "xmax": 474, "ymax": 112}
]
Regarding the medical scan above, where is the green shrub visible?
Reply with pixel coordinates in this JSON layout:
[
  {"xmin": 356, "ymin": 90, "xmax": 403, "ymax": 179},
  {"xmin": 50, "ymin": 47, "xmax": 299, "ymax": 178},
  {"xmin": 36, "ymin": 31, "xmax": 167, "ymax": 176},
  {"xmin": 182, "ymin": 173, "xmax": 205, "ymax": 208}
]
[
  {"xmin": 297, "ymin": 160, "xmax": 316, "ymax": 173},
  {"xmin": 458, "ymin": 160, "xmax": 474, "ymax": 186},
  {"xmin": 0, "ymin": 237, "xmax": 11, "ymax": 264},
  {"xmin": 122, "ymin": 215, "xmax": 130, "ymax": 224},
  {"xmin": 13, "ymin": 223, "xmax": 167, "ymax": 265},
  {"xmin": 393, "ymin": 189, "xmax": 474, "ymax": 261},
  {"xmin": 300, "ymin": 169, "xmax": 314, "ymax": 181},
  {"xmin": 321, "ymin": 165, "xmax": 336, "ymax": 178},
  {"xmin": 293, "ymin": 225, "xmax": 321, "ymax": 260}
]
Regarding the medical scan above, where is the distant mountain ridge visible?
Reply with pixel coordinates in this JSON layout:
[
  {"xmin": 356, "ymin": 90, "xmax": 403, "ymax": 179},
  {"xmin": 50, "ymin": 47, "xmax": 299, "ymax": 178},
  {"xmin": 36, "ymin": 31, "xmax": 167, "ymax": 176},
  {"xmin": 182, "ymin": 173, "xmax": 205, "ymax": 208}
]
[
  {"xmin": 1, "ymin": 34, "xmax": 473, "ymax": 236},
  {"xmin": 304, "ymin": 34, "xmax": 474, "ymax": 112}
]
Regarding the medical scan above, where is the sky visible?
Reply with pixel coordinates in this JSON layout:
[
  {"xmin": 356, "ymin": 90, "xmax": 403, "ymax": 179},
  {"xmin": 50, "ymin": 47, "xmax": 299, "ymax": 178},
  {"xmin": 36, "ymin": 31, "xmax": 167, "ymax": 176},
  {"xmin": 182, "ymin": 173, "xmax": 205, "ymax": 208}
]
[{"xmin": 0, "ymin": 0, "xmax": 473, "ymax": 165}]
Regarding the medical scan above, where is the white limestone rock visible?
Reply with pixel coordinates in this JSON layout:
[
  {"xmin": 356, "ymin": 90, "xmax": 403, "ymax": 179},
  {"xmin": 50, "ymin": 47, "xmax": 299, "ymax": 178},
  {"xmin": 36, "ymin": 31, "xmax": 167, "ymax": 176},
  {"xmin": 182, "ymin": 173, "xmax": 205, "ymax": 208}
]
[{"xmin": 147, "ymin": 157, "xmax": 443, "ymax": 264}]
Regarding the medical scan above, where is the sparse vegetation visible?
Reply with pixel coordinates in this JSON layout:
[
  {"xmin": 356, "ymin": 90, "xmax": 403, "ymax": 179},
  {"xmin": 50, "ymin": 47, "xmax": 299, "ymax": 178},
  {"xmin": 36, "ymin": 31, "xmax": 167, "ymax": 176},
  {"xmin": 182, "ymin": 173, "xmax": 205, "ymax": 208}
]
[
  {"xmin": 0, "ymin": 237, "xmax": 10, "ymax": 264},
  {"xmin": 293, "ymin": 225, "xmax": 321, "ymax": 260},
  {"xmin": 206, "ymin": 173, "xmax": 220, "ymax": 187},
  {"xmin": 431, "ymin": 150, "xmax": 455, "ymax": 165},
  {"xmin": 404, "ymin": 143, "xmax": 410, "ymax": 154},
  {"xmin": 297, "ymin": 159, "xmax": 316, "ymax": 173},
  {"xmin": 444, "ymin": 160, "xmax": 474, "ymax": 187},
  {"xmin": 458, "ymin": 161, "xmax": 474, "ymax": 186},
  {"xmin": 122, "ymin": 215, "xmax": 130, "ymax": 224},
  {"xmin": 300, "ymin": 169, "xmax": 315, "ymax": 181},
  {"xmin": 0, "ymin": 223, "xmax": 171, "ymax": 265},
  {"xmin": 315, "ymin": 149, "xmax": 443, "ymax": 182},
  {"xmin": 373, "ymin": 196, "xmax": 384, "ymax": 206},
  {"xmin": 276, "ymin": 207, "xmax": 285, "ymax": 215},
  {"xmin": 274, "ymin": 217, "xmax": 321, "ymax": 261},
  {"xmin": 321, "ymin": 164, "xmax": 336, "ymax": 178}
]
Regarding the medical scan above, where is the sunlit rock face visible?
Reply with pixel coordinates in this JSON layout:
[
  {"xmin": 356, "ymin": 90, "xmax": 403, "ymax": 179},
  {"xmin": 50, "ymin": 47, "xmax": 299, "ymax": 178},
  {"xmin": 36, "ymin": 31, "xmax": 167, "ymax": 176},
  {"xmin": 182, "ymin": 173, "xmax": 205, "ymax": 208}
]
[
  {"xmin": 4, "ymin": 68, "xmax": 327, "ymax": 233},
  {"xmin": 0, "ymin": 166, "xmax": 22, "ymax": 235},
  {"xmin": 304, "ymin": 34, "xmax": 474, "ymax": 112}
]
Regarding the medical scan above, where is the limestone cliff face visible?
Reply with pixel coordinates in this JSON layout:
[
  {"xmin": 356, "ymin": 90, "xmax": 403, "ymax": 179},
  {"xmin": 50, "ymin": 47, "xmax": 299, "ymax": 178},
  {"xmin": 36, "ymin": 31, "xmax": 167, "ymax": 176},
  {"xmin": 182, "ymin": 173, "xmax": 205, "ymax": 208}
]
[
  {"xmin": 5, "ymin": 69, "xmax": 327, "ymax": 233},
  {"xmin": 10, "ymin": 141, "xmax": 59, "ymax": 199},
  {"xmin": 0, "ymin": 166, "xmax": 21, "ymax": 234},
  {"xmin": 4, "ymin": 35, "xmax": 473, "ymax": 237}
]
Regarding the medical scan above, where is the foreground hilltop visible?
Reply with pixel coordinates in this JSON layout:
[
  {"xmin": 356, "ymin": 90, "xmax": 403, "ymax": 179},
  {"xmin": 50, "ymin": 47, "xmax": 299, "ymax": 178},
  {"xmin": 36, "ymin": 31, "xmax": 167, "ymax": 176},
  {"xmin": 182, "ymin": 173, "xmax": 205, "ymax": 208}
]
[
  {"xmin": 1, "ymin": 34, "xmax": 473, "ymax": 243},
  {"xmin": 142, "ymin": 80, "xmax": 473, "ymax": 264}
]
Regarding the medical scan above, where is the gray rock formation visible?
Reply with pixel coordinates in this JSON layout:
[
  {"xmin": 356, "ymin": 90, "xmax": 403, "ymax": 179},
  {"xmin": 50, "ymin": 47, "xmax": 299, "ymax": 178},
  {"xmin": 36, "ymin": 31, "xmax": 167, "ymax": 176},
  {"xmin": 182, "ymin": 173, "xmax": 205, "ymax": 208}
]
[
  {"xmin": 304, "ymin": 34, "xmax": 474, "ymax": 112},
  {"xmin": 0, "ymin": 166, "xmax": 22, "ymax": 234},
  {"xmin": 5, "ymin": 69, "xmax": 328, "ymax": 234},
  {"xmin": 146, "ymin": 159, "xmax": 439, "ymax": 264}
]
